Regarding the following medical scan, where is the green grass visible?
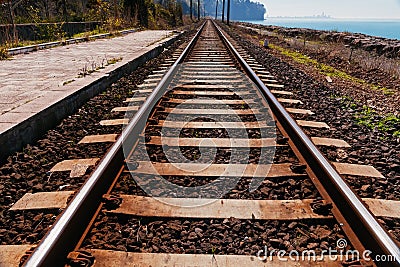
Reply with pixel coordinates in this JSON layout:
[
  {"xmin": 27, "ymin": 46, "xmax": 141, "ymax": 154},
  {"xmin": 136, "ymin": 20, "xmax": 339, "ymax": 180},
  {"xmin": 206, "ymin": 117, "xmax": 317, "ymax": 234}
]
[
  {"xmin": 355, "ymin": 106, "xmax": 400, "ymax": 137},
  {"xmin": 337, "ymin": 97, "xmax": 400, "ymax": 138},
  {"xmin": 270, "ymin": 43, "xmax": 394, "ymax": 95},
  {"xmin": 72, "ymin": 27, "xmax": 108, "ymax": 38},
  {"xmin": 331, "ymin": 93, "xmax": 400, "ymax": 138}
]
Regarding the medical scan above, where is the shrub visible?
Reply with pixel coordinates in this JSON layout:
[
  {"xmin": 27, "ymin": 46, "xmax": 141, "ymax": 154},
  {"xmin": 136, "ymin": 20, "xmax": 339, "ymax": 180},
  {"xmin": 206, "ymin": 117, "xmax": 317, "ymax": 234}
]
[
  {"xmin": 0, "ymin": 46, "xmax": 8, "ymax": 60},
  {"xmin": 35, "ymin": 23, "xmax": 66, "ymax": 42}
]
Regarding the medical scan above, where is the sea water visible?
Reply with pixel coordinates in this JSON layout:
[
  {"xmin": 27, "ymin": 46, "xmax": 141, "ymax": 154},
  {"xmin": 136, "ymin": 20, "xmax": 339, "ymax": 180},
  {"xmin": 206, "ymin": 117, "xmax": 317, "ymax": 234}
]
[{"xmin": 242, "ymin": 18, "xmax": 400, "ymax": 40}]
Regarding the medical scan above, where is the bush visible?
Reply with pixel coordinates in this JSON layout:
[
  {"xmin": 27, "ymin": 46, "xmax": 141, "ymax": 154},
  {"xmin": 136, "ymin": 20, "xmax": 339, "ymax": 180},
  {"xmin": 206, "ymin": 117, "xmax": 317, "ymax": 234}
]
[
  {"xmin": 0, "ymin": 46, "xmax": 8, "ymax": 60},
  {"xmin": 35, "ymin": 23, "xmax": 66, "ymax": 42}
]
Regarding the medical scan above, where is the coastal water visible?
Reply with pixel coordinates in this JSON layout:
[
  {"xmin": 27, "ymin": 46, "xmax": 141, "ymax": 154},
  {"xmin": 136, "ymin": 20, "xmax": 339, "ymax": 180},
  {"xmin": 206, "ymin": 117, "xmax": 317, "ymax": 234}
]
[{"xmin": 242, "ymin": 18, "xmax": 400, "ymax": 40}]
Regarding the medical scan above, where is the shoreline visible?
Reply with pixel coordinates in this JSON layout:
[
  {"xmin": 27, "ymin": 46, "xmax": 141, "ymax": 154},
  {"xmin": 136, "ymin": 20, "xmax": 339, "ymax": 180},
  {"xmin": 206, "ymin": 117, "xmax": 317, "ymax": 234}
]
[{"xmin": 240, "ymin": 19, "xmax": 400, "ymax": 41}]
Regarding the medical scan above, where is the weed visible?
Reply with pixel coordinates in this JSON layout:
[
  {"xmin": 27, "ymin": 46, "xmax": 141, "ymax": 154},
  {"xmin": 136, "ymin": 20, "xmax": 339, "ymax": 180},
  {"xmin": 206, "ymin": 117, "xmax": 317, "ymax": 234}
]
[
  {"xmin": 63, "ymin": 79, "xmax": 75, "ymax": 86},
  {"xmin": 77, "ymin": 55, "xmax": 123, "ymax": 78},
  {"xmin": 0, "ymin": 46, "xmax": 9, "ymax": 60},
  {"xmin": 355, "ymin": 105, "xmax": 400, "ymax": 137},
  {"xmin": 376, "ymin": 114, "xmax": 400, "ymax": 133},
  {"xmin": 370, "ymin": 84, "xmax": 394, "ymax": 95},
  {"xmin": 335, "ymin": 95, "xmax": 399, "ymax": 138},
  {"xmin": 107, "ymin": 57, "xmax": 122, "ymax": 65},
  {"xmin": 72, "ymin": 26, "xmax": 108, "ymax": 39},
  {"xmin": 78, "ymin": 63, "xmax": 88, "ymax": 77},
  {"xmin": 337, "ymin": 95, "xmax": 359, "ymax": 109},
  {"xmin": 355, "ymin": 105, "xmax": 376, "ymax": 129}
]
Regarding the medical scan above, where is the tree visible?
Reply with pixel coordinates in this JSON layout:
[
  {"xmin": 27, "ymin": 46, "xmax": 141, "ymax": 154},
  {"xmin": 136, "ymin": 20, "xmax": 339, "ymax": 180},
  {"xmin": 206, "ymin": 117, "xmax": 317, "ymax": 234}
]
[
  {"xmin": 226, "ymin": 0, "xmax": 229, "ymax": 24},
  {"xmin": 214, "ymin": 0, "xmax": 217, "ymax": 19},
  {"xmin": 1, "ymin": 0, "xmax": 25, "ymax": 43},
  {"xmin": 200, "ymin": 0, "xmax": 265, "ymax": 21},
  {"xmin": 221, "ymin": 0, "xmax": 224, "ymax": 22},
  {"xmin": 124, "ymin": 0, "xmax": 150, "ymax": 27},
  {"xmin": 59, "ymin": 0, "xmax": 68, "ymax": 22},
  {"xmin": 189, "ymin": 0, "xmax": 192, "ymax": 20}
]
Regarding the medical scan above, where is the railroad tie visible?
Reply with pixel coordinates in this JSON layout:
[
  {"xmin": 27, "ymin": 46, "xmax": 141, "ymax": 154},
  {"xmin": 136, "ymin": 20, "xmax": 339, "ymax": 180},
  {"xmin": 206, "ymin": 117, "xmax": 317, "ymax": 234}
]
[{"xmin": 50, "ymin": 158, "xmax": 99, "ymax": 178}]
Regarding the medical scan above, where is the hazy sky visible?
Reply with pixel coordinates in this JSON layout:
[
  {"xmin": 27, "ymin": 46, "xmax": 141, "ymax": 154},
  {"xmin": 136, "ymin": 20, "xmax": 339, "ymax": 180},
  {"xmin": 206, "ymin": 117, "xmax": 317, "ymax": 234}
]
[{"xmin": 262, "ymin": 0, "xmax": 400, "ymax": 19}]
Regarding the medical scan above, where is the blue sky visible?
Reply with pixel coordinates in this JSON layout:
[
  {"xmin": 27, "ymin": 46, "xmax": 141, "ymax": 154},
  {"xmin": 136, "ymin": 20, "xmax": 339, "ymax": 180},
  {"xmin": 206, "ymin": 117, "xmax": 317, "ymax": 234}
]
[{"xmin": 261, "ymin": 0, "xmax": 400, "ymax": 19}]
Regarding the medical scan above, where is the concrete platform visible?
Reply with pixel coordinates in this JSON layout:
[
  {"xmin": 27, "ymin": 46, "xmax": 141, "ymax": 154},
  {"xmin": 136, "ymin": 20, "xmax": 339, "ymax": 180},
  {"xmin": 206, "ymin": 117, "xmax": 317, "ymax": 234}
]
[{"xmin": 0, "ymin": 30, "xmax": 182, "ymax": 162}]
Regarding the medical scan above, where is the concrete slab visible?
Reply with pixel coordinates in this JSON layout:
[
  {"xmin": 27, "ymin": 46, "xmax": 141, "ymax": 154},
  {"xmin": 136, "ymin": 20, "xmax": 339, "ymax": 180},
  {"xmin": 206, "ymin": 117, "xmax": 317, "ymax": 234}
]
[
  {"xmin": 0, "ymin": 112, "xmax": 36, "ymax": 123},
  {"xmin": 0, "ymin": 30, "xmax": 182, "ymax": 161},
  {"xmin": 0, "ymin": 123, "xmax": 14, "ymax": 132},
  {"xmin": 0, "ymin": 104, "xmax": 10, "ymax": 112}
]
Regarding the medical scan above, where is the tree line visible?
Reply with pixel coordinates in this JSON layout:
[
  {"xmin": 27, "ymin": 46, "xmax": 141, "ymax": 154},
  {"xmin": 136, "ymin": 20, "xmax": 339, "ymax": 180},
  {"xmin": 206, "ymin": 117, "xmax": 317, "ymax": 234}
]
[
  {"xmin": 203, "ymin": 0, "xmax": 265, "ymax": 20},
  {"xmin": 0, "ymin": 0, "xmax": 183, "ymax": 44},
  {"xmin": 1, "ymin": 0, "xmax": 265, "ymax": 44}
]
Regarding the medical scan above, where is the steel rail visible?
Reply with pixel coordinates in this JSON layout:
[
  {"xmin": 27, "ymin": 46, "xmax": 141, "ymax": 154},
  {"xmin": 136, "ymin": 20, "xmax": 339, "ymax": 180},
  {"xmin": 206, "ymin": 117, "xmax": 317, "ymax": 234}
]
[
  {"xmin": 212, "ymin": 20, "xmax": 400, "ymax": 266},
  {"xmin": 23, "ymin": 21, "xmax": 207, "ymax": 267}
]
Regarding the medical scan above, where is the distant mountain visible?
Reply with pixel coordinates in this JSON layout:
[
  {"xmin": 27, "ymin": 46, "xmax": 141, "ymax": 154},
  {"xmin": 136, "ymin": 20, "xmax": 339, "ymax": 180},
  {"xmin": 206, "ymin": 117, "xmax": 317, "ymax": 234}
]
[{"xmin": 179, "ymin": 0, "xmax": 266, "ymax": 20}]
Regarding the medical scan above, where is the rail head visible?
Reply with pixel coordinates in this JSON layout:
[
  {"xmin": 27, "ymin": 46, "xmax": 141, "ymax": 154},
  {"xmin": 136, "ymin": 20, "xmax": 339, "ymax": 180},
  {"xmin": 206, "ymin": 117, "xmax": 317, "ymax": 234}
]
[{"xmin": 212, "ymin": 20, "xmax": 400, "ymax": 266}]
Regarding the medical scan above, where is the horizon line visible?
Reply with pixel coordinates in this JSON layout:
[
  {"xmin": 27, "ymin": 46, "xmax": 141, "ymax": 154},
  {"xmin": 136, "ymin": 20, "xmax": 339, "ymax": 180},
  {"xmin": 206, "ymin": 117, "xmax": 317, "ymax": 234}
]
[{"xmin": 265, "ymin": 16, "xmax": 400, "ymax": 20}]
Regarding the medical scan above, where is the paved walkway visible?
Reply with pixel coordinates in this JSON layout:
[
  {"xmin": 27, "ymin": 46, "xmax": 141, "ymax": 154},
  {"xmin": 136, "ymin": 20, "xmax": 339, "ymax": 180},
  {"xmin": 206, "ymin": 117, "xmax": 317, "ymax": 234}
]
[{"xmin": 0, "ymin": 30, "xmax": 175, "ymax": 134}]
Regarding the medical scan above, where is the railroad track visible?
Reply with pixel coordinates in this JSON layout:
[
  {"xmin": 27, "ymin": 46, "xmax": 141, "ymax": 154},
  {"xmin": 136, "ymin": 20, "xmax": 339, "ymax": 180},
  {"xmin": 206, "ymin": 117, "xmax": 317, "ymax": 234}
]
[{"xmin": 6, "ymin": 20, "xmax": 399, "ymax": 266}]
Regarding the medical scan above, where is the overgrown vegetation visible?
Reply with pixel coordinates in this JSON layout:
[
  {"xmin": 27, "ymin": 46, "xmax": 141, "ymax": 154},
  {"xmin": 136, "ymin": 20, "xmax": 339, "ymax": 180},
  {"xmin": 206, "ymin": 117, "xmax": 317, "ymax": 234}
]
[
  {"xmin": 285, "ymin": 37, "xmax": 400, "ymax": 81},
  {"xmin": 337, "ymin": 95, "xmax": 400, "ymax": 138},
  {"xmin": 0, "ymin": 0, "xmax": 183, "ymax": 48},
  {"xmin": 72, "ymin": 26, "xmax": 107, "ymax": 38},
  {"xmin": 0, "ymin": 46, "xmax": 8, "ymax": 59},
  {"xmin": 243, "ymin": 26, "xmax": 399, "ymax": 138},
  {"xmin": 77, "ymin": 55, "xmax": 123, "ymax": 78},
  {"xmin": 270, "ymin": 43, "xmax": 395, "ymax": 95},
  {"xmin": 355, "ymin": 106, "xmax": 400, "ymax": 138}
]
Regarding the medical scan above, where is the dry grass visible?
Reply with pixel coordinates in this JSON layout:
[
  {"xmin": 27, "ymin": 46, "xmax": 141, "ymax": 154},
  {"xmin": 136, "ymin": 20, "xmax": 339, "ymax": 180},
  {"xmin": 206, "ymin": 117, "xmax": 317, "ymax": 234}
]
[{"xmin": 286, "ymin": 38, "xmax": 400, "ymax": 80}]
